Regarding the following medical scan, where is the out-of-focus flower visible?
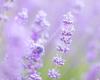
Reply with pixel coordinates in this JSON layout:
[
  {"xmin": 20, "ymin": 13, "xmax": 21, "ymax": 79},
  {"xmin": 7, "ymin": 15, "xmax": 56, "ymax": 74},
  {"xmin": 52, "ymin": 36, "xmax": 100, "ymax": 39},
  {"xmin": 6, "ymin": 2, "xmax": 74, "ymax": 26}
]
[
  {"xmin": 31, "ymin": 10, "xmax": 50, "ymax": 44},
  {"xmin": 0, "ymin": 13, "xmax": 8, "ymax": 22},
  {"xmin": 3, "ymin": 0, "xmax": 15, "ymax": 11},
  {"xmin": 86, "ymin": 65, "xmax": 100, "ymax": 80},
  {"xmin": 48, "ymin": 11, "xmax": 76, "ymax": 79},
  {"xmin": 53, "ymin": 55, "xmax": 65, "ymax": 66},
  {"xmin": 48, "ymin": 69, "xmax": 60, "ymax": 79},
  {"xmin": 15, "ymin": 8, "xmax": 28, "ymax": 25},
  {"xmin": 21, "ymin": 10, "xmax": 50, "ymax": 80},
  {"xmin": 57, "ymin": 12, "xmax": 75, "ymax": 54},
  {"xmin": 29, "ymin": 72, "xmax": 42, "ymax": 80}
]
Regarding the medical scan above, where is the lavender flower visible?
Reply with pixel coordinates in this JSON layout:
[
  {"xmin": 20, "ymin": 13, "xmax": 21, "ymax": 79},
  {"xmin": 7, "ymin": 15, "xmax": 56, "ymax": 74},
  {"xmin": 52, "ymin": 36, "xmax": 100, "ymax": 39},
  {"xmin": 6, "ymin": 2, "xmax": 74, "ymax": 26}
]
[
  {"xmin": 31, "ymin": 10, "xmax": 50, "ymax": 44},
  {"xmin": 22, "ymin": 10, "xmax": 49, "ymax": 80},
  {"xmin": 24, "ymin": 44, "xmax": 44, "ymax": 64},
  {"xmin": 34, "ymin": 10, "xmax": 50, "ymax": 28},
  {"xmin": 57, "ymin": 12, "xmax": 75, "ymax": 54},
  {"xmin": 23, "ymin": 44, "xmax": 44, "ymax": 78},
  {"xmin": 53, "ymin": 55, "xmax": 64, "ymax": 66},
  {"xmin": 86, "ymin": 65, "xmax": 100, "ymax": 80},
  {"xmin": 48, "ymin": 11, "xmax": 75, "ymax": 79},
  {"xmin": 30, "ymin": 44, "xmax": 44, "ymax": 61},
  {"xmin": 28, "ymin": 72, "xmax": 42, "ymax": 80},
  {"xmin": 63, "ymin": 12, "xmax": 74, "ymax": 24},
  {"xmin": 1, "ymin": 16, "xmax": 32, "ymax": 80},
  {"xmin": 48, "ymin": 69, "xmax": 60, "ymax": 79},
  {"xmin": 15, "ymin": 8, "xmax": 28, "ymax": 25}
]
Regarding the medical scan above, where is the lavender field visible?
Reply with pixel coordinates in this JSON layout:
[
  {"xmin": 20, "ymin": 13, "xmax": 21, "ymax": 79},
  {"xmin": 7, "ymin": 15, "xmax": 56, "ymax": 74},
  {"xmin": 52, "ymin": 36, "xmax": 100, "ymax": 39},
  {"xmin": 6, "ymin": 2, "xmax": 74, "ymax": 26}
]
[{"xmin": 0, "ymin": 0, "xmax": 100, "ymax": 80}]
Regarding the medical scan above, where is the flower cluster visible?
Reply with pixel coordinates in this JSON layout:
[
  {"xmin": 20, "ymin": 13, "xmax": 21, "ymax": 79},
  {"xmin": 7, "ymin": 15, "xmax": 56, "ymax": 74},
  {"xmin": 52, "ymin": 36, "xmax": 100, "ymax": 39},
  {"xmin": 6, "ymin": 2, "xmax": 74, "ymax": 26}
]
[
  {"xmin": 48, "ymin": 69, "xmax": 60, "ymax": 79},
  {"xmin": 28, "ymin": 72, "xmax": 42, "ymax": 80},
  {"xmin": 31, "ymin": 10, "xmax": 50, "ymax": 44},
  {"xmin": 48, "ymin": 11, "xmax": 75, "ymax": 79},
  {"xmin": 1, "ymin": 2, "xmax": 76, "ymax": 79},
  {"xmin": 53, "ymin": 55, "xmax": 65, "ymax": 66},
  {"xmin": 21, "ymin": 10, "xmax": 50, "ymax": 80},
  {"xmin": 15, "ymin": 8, "xmax": 28, "ymax": 25},
  {"xmin": 57, "ymin": 12, "xmax": 75, "ymax": 54}
]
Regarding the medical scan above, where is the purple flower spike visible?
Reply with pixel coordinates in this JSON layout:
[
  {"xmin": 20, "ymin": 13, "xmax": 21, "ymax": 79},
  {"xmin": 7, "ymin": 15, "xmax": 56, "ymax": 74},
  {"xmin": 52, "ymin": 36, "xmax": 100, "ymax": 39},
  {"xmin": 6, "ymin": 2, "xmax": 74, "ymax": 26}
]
[
  {"xmin": 57, "ymin": 12, "xmax": 75, "ymax": 54},
  {"xmin": 48, "ymin": 69, "xmax": 60, "ymax": 79},
  {"xmin": 48, "ymin": 11, "xmax": 75, "ymax": 79},
  {"xmin": 31, "ymin": 10, "xmax": 50, "ymax": 44},
  {"xmin": 23, "ymin": 43, "xmax": 44, "ymax": 77}
]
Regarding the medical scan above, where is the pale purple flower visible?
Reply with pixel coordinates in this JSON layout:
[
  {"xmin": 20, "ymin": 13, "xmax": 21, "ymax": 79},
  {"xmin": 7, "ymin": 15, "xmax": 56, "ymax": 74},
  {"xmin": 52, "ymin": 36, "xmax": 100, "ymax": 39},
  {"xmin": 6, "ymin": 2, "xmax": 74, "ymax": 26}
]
[
  {"xmin": 34, "ymin": 10, "xmax": 48, "ymax": 26},
  {"xmin": 53, "ymin": 55, "xmax": 65, "ymax": 66},
  {"xmin": 23, "ymin": 44, "xmax": 44, "ymax": 64},
  {"xmin": 3, "ymin": 0, "xmax": 15, "ymax": 11},
  {"xmin": 48, "ymin": 69, "xmax": 60, "ymax": 79},
  {"xmin": 15, "ymin": 8, "xmax": 28, "ymax": 25},
  {"xmin": 86, "ymin": 65, "xmax": 100, "ymax": 80},
  {"xmin": 63, "ymin": 12, "xmax": 74, "ymax": 24},
  {"xmin": 57, "ymin": 12, "xmax": 75, "ymax": 54},
  {"xmin": 0, "ymin": 8, "xmax": 33, "ymax": 79},
  {"xmin": 31, "ymin": 10, "xmax": 50, "ymax": 44},
  {"xmin": 20, "ymin": 10, "xmax": 50, "ymax": 80},
  {"xmin": 28, "ymin": 72, "xmax": 42, "ymax": 80},
  {"xmin": 48, "ymin": 11, "xmax": 75, "ymax": 79},
  {"xmin": 22, "ymin": 44, "xmax": 44, "ymax": 78},
  {"xmin": 0, "ymin": 23, "xmax": 31, "ymax": 80}
]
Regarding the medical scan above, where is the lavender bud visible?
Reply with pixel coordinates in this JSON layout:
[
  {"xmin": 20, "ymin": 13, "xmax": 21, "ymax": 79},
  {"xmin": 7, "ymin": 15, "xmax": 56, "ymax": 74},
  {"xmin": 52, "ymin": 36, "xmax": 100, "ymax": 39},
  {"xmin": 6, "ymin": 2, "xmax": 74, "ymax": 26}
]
[
  {"xmin": 53, "ymin": 55, "xmax": 65, "ymax": 66},
  {"xmin": 63, "ymin": 12, "xmax": 74, "ymax": 25},
  {"xmin": 31, "ymin": 10, "xmax": 50, "ymax": 44},
  {"xmin": 57, "ymin": 44, "xmax": 70, "ymax": 54},
  {"xmin": 15, "ymin": 8, "xmax": 28, "ymax": 24},
  {"xmin": 31, "ymin": 10, "xmax": 50, "ymax": 43},
  {"xmin": 29, "ymin": 73, "xmax": 42, "ymax": 80},
  {"xmin": 23, "ymin": 44, "xmax": 44, "ymax": 69},
  {"xmin": 34, "ymin": 10, "xmax": 47, "ymax": 25},
  {"xmin": 31, "ymin": 44, "xmax": 44, "ymax": 54},
  {"xmin": 26, "ymin": 44, "xmax": 44, "ymax": 62},
  {"xmin": 48, "ymin": 69, "xmax": 60, "ymax": 79}
]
